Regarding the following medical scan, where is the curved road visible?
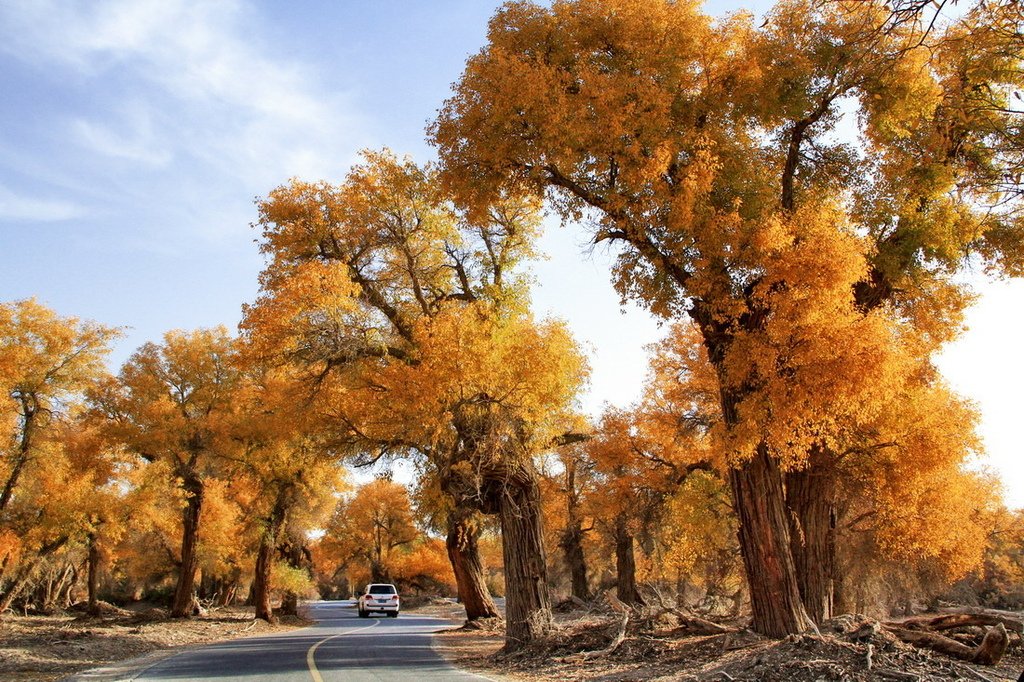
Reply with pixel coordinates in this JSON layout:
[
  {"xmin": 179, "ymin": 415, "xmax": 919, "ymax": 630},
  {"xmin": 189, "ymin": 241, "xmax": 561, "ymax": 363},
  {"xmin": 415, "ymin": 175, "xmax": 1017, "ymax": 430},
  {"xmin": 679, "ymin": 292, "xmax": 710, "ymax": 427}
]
[{"xmin": 129, "ymin": 600, "xmax": 488, "ymax": 681}]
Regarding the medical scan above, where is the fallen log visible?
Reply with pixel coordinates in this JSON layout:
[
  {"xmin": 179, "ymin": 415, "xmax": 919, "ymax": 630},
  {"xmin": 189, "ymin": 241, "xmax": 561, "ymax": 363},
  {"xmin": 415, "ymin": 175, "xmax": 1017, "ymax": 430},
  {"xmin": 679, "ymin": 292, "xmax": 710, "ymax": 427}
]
[
  {"xmin": 643, "ymin": 584, "xmax": 736, "ymax": 635},
  {"xmin": 886, "ymin": 623, "xmax": 1009, "ymax": 666},
  {"xmin": 890, "ymin": 612, "xmax": 1023, "ymax": 636}
]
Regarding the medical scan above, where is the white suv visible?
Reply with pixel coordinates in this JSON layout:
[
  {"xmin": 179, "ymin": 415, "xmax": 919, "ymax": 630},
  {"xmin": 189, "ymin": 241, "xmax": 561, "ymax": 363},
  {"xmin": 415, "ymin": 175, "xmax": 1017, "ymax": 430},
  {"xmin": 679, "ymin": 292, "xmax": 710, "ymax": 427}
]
[{"xmin": 357, "ymin": 583, "xmax": 400, "ymax": 618}]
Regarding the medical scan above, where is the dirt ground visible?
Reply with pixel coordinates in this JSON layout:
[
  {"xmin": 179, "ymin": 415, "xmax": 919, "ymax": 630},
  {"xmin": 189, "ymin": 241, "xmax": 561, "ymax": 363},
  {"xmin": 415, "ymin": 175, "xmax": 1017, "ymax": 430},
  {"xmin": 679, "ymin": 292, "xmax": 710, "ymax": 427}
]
[
  {"xmin": 0, "ymin": 604, "xmax": 307, "ymax": 682},
  {"xmin": 8, "ymin": 598, "xmax": 1020, "ymax": 681},
  {"xmin": 434, "ymin": 608, "xmax": 1024, "ymax": 682}
]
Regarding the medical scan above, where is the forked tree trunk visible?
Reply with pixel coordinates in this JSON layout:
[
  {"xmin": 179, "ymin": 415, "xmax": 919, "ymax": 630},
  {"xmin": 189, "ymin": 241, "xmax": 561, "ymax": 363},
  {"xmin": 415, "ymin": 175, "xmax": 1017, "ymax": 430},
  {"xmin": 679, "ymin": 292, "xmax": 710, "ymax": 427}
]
[
  {"xmin": 57, "ymin": 563, "xmax": 77, "ymax": 609},
  {"xmin": 495, "ymin": 469, "xmax": 552, "ymax": 650},
  {"xmin": 730, "ymin": 444, "xmax": 816, "ymax": 637},
  {"xmin": 614, "ymin": 515, "xmax": 644, "ymax": 605},
  {"xmin": 171, "ymin": 474, "xmax": 204, "ymax": 618},
  {"xmin": 46, "ymin": 562, "xmax": 74, "ymax": 612},
  {"xmin": 786, "ymin": 450, "xmax": 837, "ymax": 624},
  {"xmin": 446, "ymin": 507, "xmax": 500, "ymax": 621}
]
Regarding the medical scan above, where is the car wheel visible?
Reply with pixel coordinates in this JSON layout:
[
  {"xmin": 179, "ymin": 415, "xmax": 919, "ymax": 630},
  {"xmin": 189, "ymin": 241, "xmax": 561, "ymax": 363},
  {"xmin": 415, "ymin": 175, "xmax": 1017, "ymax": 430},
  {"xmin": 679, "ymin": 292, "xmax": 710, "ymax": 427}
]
[
  {"xmin": 388, "ymin": 611, "xmax": 399, "ymax": 618},
  {"xmin": 358, "ymin": 608, "xmax": 368, "ymax": 618}
]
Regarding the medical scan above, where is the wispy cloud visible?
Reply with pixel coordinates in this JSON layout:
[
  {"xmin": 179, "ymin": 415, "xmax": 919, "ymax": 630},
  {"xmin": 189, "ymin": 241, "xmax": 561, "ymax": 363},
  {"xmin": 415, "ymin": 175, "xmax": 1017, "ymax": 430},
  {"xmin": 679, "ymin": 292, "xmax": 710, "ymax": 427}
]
[
  {"xmin": 0, "ymin": 0, "xmax": 367, "ymax": 242},
  {"xmin": 0, "ymin": 184, "xmax": 87, "ymax": 222},
  {"xmin": 71, "ymin": 104, "xmax": 173, "ymax": 167}
]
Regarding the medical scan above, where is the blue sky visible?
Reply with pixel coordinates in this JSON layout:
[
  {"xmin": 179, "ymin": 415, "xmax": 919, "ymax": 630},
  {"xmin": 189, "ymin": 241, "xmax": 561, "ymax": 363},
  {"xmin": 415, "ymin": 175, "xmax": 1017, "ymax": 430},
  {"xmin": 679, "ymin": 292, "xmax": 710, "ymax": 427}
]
[{"xmin": 1, "ymin": 0, "xmax": 1021, "ymax": 506}]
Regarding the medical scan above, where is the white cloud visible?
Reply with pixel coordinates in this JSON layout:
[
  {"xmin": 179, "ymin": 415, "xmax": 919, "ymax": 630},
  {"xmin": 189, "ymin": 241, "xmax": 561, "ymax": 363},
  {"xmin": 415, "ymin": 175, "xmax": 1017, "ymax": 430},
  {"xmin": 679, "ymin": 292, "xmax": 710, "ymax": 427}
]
[
  {"xmin": 71, "ymin": 104, "xmax": 173, "ymax": 167},
  {"xmin": 0, "ymin": 184, "xmax": 86, "ymax": 222},
  {"xmin": 0, "ymin": 0, "xmax": 367, "ymax": 236}
]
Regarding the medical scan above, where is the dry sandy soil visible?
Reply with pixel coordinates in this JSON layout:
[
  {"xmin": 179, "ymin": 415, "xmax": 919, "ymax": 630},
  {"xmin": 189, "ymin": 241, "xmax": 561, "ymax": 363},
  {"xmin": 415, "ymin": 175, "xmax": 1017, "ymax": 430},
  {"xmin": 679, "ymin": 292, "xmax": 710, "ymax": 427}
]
[
  {"xmin": 0, "ymin": 604, "xmax": 306, "ymax": 682},
  {"xmin": 434, "ymin": 608, "xmax": 1024, "ymax": 682}
]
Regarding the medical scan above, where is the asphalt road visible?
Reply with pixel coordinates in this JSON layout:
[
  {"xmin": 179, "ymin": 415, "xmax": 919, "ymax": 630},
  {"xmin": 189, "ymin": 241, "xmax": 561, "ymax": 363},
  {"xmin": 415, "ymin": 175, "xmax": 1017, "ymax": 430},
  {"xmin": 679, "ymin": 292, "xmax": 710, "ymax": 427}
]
[{"xmin": 130, "ymin": 600, "xmax": 489, "ymax": 681}]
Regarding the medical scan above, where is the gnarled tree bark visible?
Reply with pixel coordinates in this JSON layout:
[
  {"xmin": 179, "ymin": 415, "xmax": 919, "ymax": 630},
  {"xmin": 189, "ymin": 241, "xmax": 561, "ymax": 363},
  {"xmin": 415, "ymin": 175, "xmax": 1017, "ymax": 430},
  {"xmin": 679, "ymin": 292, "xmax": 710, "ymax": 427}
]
[
  {"xmin": 730, "ymin": 444, "xmax": 816, "ymax": 637},
  {"xmin": 491, "ymin": 466, "xmax": 552, "ymax": 649},
  {"xmin": 786, "ymin": 448, "xmax": 837, "ymax": 625},
  {"xmin": 445, "ymin": 505, "xmax": 500, "ymax": 621}
]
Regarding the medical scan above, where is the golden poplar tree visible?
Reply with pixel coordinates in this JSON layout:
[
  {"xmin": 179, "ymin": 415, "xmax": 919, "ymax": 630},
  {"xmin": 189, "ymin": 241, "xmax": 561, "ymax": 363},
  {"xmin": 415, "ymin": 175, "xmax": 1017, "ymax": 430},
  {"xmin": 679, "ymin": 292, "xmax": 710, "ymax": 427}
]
[
  {"xmin": 433, "ymin": 0, "xmax": 1023, "ymax": 636},
  {"xmin": 243, "ymin": 150, "xmax": 588, "ymax": 647}
]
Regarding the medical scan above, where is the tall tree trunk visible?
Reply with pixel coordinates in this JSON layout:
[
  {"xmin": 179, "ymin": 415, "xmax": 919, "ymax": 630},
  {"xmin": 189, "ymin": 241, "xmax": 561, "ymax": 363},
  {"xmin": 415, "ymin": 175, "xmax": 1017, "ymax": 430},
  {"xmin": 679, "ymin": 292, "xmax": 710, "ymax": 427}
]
[
  {"xmin": 560, "ymin": 460, "xmax": 590, "ymax": 602},
  {"xmin": 253, "ymin": 536, "xmax": 276, "ymax": 622},
  {"xmin": 561, "ymin": 524, "xmax": 590, "ymax": 602},
  {"xmin": 614, "ymin": 515, "xmax": 644, "ymax": 605},
  {"xmin": 171, "ymin": 473, "xmax": 204, "ymax": 618},
  {"xmin": 694, "ymin": 304, "xmax": 815, "ymax": 638},
  {"xmin": 446, "ymin": 506, "xmax": 500, "ymax": 621},
  {"xmin": 495, "ymin": 469, "xmax": 551, "ymax": 650},
  {"xmin": 786, "ymin": 449, "xmax": 837, "ymax": 624},
  {"xmin": 730, "ymin": 444, "xmax": 817, "ymax": 637},
  {"xmin": 87, "ymin": 532, "xmax": 101, "ymax": 616},
  {"xmin": 253, "ymin": 487, "xmax": 289, "ymax": 622}
]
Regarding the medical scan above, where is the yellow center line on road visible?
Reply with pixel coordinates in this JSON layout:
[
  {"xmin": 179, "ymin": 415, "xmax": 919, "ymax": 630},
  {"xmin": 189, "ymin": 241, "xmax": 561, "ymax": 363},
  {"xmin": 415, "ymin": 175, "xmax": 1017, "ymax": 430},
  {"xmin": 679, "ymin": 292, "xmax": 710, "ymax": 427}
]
[{"xmin": 306, "ymin": 619, "xmax": 381, "ymax": 682}]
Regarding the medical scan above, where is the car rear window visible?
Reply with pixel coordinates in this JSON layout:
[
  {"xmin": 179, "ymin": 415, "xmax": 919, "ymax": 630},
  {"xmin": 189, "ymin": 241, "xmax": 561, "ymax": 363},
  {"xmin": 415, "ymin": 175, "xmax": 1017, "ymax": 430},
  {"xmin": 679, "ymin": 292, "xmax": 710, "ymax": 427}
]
[{"xmin": 369, "ymin": 584, "xmax": 396, "ymax": 595}]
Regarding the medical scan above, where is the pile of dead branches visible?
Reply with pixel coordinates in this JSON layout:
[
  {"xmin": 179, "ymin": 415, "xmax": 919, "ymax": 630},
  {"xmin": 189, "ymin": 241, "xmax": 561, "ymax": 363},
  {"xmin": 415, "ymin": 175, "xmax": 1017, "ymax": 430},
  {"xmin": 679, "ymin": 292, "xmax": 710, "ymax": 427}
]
[{"xmin": 879, "ymin": 608, "xmax": 1021, "ymax": 666}]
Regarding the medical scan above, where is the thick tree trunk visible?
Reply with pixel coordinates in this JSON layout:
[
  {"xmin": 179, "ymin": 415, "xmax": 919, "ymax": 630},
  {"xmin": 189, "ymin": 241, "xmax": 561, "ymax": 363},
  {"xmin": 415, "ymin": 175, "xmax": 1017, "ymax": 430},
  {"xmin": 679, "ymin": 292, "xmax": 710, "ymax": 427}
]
[
  {"xmin": 446, "ymin": 507, "xmax": 500, "ymax": 621},
  {"xmin": 614, "ymin": 515, "xmax": 644, "ymax": 605},
  {"xmin": 252, "ymin": 535, "xmax": 276, "ymax": 622},
  {"xmin": 253, "ymin": 488, "xmax": 289, "ymax": 622},
  {"xmin": 786, "ymin": 450, "xmax": 836, "ymax": 624},
  {"xmin": 170, "ymin": 474, "xmax": 204, "ymax": 618},
  {"xmin": 495, "ymin": 470, "xmax": 552, "ymax": 650},
  {"xmin": 730, "ymin": 445, "xmax": 816, "ymax": 637},
  {"xmin": 692, "ymin": 308, "xmax": 814, "ymax": 638}
]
